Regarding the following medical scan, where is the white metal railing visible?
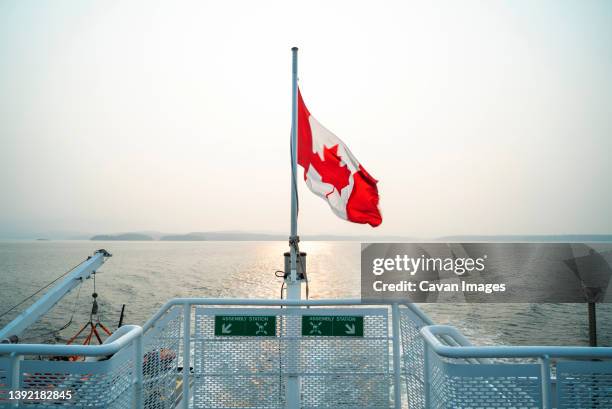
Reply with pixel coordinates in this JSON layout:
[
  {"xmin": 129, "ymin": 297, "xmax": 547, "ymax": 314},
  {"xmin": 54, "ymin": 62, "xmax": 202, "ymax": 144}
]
[
  {"xmin": 2, "ymin": 298, "xmax": 612, "ymax": 408},
  {"xmin": 0, "ymin": 324, "xmax": 144, "ymax": 408},
  {"xmin": 420, "ymin": 325, "xmax": 612, "ymax": 409},
  {"xmin": 142, "ymin": 298, "xmax": 417, "ymax": 409},
  {"xmin": 421, "ymin": 325, "xmax": 612, "ymax": 359}
]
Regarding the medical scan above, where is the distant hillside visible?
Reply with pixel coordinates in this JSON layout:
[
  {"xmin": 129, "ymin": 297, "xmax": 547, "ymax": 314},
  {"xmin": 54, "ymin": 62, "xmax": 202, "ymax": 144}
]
[
  {"xmin": 159, "ymin": 231, "xmax": 416, "ymax": 241},
  {"xmin": 90, "ymin": 230, "xmax": 412, "ymax": 242},
  {"xmin": 436, "ymin": 234, "xmax": 612, "ymax": 242},
  {"xmin": 87, "ymin": 231, "xmax": 612, "ymax": 242},
  {"xmin": 160, "ymin": 232, "xmax": 285, "ymax": 241},
  {"xmin": 91, "ymin": 233, "xmax": 154, "ymax": 241}
]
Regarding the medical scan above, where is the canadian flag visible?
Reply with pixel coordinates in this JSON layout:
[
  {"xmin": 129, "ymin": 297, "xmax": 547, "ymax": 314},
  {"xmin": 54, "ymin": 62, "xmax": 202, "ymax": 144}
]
[{"xmin": 297, "ymin": 89, "xmax": 382, "ymax": 227}]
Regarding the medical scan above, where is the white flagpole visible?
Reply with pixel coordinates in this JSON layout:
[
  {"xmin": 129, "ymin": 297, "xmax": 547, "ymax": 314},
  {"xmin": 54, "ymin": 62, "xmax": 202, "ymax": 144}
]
[
  {"xmin": 286, "ymin": 46, "xmax": 301, "ymax": 409},
  {"xmin": 288, "ymin": 46, "xmax": 301, "ymax": 300}
]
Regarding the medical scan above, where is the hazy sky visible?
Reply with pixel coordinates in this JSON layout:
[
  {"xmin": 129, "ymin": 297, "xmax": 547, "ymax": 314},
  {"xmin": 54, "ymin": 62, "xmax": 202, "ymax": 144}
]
[{"xmin": 1, "ymin": 0, "xmax": 611, "ymax": 238}]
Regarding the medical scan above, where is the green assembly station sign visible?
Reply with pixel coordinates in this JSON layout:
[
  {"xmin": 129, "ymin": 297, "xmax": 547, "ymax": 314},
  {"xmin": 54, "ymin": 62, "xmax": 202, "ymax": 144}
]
[
  {"xmin": 214, "ymin": 315, "xmax": 276, "ymax": 336},
  {"xmin": 301, "ymin": 315, "xmax": 364, "ymax": 337}
]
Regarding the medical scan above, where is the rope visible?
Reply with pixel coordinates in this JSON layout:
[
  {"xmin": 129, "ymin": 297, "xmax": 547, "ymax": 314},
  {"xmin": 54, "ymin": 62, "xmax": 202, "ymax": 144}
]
[
  {"xmin": 290, "ymin": 131, "xmax": 299, "ymax": 215},
  {"xmin": 0, "ymin": 258, "xmax": 88, "ymax": 320},
  {"xmin": 290, "ymin": 237, "xmax": 309, "ymax": 301},
  {"xmin": 275, "ymin": 241, "xmax": 309, "ymax": 403},
  {"xmin": 2, "ymin": 257, "xmax": 113, "ymax": 347},
  {"xmin": 18, "ymin": 278, "xmax": 84, "ymax": 343}
]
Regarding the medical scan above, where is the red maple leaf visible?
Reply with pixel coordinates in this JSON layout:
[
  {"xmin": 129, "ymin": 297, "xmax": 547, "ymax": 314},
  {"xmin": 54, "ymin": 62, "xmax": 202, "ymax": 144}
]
[{"xmin": 309, "ymin": 144, "xmax": 351, "ymax": 194}]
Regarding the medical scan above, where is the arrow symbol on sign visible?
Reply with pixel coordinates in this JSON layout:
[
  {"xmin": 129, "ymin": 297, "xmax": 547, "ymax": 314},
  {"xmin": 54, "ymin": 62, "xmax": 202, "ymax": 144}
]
[
  {"xmin": 345, "ymin": 324, "xmax": 356, "ymax": 335},
  {"xmin": 309, "ymin": 322, "xmax": 322, "ymax": 335},
  {"xmin": 222, "ymin": 323, "xmax": 232, "ymax": 334}
]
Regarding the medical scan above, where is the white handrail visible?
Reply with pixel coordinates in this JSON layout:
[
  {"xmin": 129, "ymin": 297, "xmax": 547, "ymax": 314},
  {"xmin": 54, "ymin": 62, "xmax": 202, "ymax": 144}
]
[
  {"xmin": 142, "ymin": 297, "xmax": 431, "ymax": 332},
  {"xmin": 420, "ymin": 325, "xmax": 612, "ymax": 359},
  {"xmin": 0, "ymin": 325, "xmax": 142, "ymax": 356},
  {"xmin": 0, "ymin": 324, "xmax": 144, "ymax": 409},
  {"xmin": 144, "ymin": 297, "xmax": 415, "ymax": 409}
]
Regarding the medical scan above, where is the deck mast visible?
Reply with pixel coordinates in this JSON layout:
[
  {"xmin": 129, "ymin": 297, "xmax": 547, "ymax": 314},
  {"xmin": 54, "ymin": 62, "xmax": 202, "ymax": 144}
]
[
  {"xmin": 286, "ymin": 46, "xmax": 303, "ymax": 409},
  {"xmin": 287, "ymin": 46, "xmax": 302, "ymax": 300}
]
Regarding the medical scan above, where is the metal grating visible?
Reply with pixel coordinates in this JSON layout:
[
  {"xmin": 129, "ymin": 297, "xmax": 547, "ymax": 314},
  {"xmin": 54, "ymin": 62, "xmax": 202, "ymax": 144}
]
[
  {"xmin": 301, "ymin": 373, "xmax": 390, "ymax": 409},
  {"xmin": 428, "ymin": 349, "xmax": 541, "ymax": 409},
  {"xmin": 142, "ymin": 306, "xmax": 182, "ymax": 409},
  {"xmin": 0, "ymin": 358, "xmax": 10, "ymax": 405},
  {"xmin": 193, "ymin": 307, "xmax": 391, "ymax": 409},
  {"xmin": 193, "ymin": 374, "xmax": 284, "ymax": 409},
  {"xmin": 4, "ymin": 301, "xmax": 612, "ymax": 408},
  {"xmin": 18, "ymin": 344, "xmax": 135, "ymax": 408},
  {"xmin": 399, "ymin": 307, "xmax": 427, "ymax": 409},
  {"xmin": 556, "ymin": 360, "xmax": 612, "ymax": 408}
]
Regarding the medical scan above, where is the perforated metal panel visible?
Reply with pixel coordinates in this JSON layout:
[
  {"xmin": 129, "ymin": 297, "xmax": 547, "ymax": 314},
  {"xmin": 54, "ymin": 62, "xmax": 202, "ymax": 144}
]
[
  {"xmin": 556, "ymin": 360, "xmax": 612, "ymax": 408},
  {"xmin": 427, "ymin": 349, "xmax": 542, "ymax": 409},
  {"xmin": 17, "ymin": 344, "xmax": 135, "ymax": 408},
  {"xmin": 0, "ymin": 357, "xmax": 10, "ymax": 405},
  {"xmin": 7, "ymin": 301, "xmax": 612, "ymax": 409},
  {"xmin": 193, "ymin": 307, "xmax": 391, "ymax": 409},
  {"xmin": 142, "ymin": 306, "xmax": 182, "ymax": 409},
  {"xmin": 399, "ymin": 307, "xmax": 428, "ymax": 409}
]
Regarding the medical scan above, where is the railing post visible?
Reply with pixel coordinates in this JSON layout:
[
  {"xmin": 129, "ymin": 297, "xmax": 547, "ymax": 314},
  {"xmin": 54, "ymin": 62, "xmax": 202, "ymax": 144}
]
[
  {"xmin": 286, "ymin": 310, "xmax": 301, "ymax": 409},
  {"xmin": 134, "ymin": 334, "xmax": 144, "ymax": 408},
  {"xmin": 9, "ymin": 352, "xmax": 20, "ymax": 408},
  {"xmin": 423, "ymin": 340, "xmax": 430, "ymax": 409},
  {"xmin": 182, "ymin": 304, "xmax": 191, "ymax": 409},
  {"xmin": 540, "ymin": 355, "xmax": 552, "ymax": 409},
  {"xmin": 391, "ymin": 303, "xmax": 402, "ymax": 409}
]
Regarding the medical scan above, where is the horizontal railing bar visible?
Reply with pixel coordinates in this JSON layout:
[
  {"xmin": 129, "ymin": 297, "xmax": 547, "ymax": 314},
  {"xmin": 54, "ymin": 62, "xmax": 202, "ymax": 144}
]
[
  {"xmin": 191, "ymin": 336, "xmax": 393, "ymax": 341},
  {"xmin": 192, "ymin": 372, "xmax": 392, "ymax": 376},
  {"xmin": 143, "ymin": 298, "xmax": 429, "ymax": 332},
  {"xmin": 421, "ymin": 325, "xmax": 612, "ymax": 359},
  {"xmin": 0, "ymin": 325, "xmax": 142, "ymax": 356}
]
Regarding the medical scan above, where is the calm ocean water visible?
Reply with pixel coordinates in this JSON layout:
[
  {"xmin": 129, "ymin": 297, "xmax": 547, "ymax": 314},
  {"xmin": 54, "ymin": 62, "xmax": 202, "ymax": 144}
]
[{"xmin": 0, "ymin": 240, "xmax": 610, "ymax": 346}]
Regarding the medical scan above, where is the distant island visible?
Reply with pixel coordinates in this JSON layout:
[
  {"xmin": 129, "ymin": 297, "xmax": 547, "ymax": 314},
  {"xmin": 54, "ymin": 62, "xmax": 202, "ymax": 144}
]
[
  {"xmin": 438, "ymin": 234, "xmax": 612, "ymax": 242},
  {"xmin": 88, "ymin": 231, "xmax": 612, "ymax": 242},
  {"xmin": 91, "ymin": 233, "xmax": 154, "ymax": 241},
  {"xmin": 90, "ymin": 231, "xmax": 415, "ymax": 241},
  {"xmin": 161, "ymin": 232, "xmax": 286, "ymax": 241}
]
